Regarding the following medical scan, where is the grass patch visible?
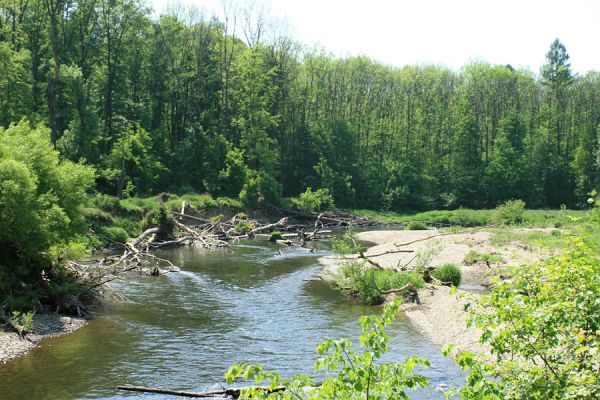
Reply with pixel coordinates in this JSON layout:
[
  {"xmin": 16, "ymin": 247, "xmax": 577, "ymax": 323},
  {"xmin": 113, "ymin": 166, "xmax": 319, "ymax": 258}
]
[
  {"xmin": 407, "ymin": 221, "xmax": 428, "ymax": 230},
  {"xmin": 464, "ymin": 250, "xmax": 505, "ymax": 265},
  {"xmin": 118, "ymin": 196, "xmax": 160, "ymax": 215},
  {"xmin": 489, "ymin": 228, "xmax": 569, "ymax": 250},
  {"xmin": 351, "ymin": 207, "xmax": 590, "ymax": 229}
]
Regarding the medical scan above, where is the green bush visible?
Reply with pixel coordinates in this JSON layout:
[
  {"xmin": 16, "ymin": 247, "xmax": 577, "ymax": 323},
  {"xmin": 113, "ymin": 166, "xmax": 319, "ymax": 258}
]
[
  {"xmin": 239, "ymin": 170, "xmax": 282, "ymax": 207},
  {"xmin": 113, "ymin": 217, "xmax": 141, "ymax": 238},
  {"xmin": 291, "ymin": 187, "xmax": 335, "ymax": 212},
  {"xmin": 269, "ymin": 231, "xmax": 283, "ymax": 242},
  {"xmin": 0, "ymin": 121, "xmax": 95, "ymax": 308},
  {"xmin": 494, "ymin": 199, "xmax": 526, "ymax": 225},
  {"xmin": 373, "ymin": 270, "xmax": 425, "ymax": 292},
  {"xmin": 100, "ymin": 226, "xmax": 129, "ymax": 244},
  {"xmin": 407, "ymin": 221, "xmax": 428, "ymax": 230},
  {"xmin": 234, "ymin": 220, "xmax": 254, "ymax": 233},
  {"xmin": 155, "ymin": 205, "xmax": 174, "ymax": 240},
  {"xmin": 340, "ymin": 263, "xmax": 425, "ymax": 305},
  {"xmin": 432, "ymin": 263, "xmax": 461, "ymax": 286}
]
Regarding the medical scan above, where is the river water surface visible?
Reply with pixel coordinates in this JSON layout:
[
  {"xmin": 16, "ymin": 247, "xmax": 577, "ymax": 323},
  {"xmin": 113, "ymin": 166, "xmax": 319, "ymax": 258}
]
[{"xmin": 0, "ymin": 241, "xmax": 464, "ymax": 399}]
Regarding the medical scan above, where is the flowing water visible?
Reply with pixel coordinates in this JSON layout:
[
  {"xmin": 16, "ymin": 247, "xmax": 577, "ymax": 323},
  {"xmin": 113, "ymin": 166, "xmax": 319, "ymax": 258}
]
[{"xmin": 0, "ymin": 241, "xmax": 464, "ymax": 399}]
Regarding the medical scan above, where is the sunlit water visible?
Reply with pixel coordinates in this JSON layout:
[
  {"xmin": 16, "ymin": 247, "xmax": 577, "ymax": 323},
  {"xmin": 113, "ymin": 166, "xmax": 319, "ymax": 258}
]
[{"xmin": 0, "ymin": 241, "xmax": 464, "ymax": 399}]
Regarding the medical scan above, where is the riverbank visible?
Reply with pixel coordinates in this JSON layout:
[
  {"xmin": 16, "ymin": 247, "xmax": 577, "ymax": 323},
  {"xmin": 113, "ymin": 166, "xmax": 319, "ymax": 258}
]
[
  {"xmin": 0, "ymin": 314, "xmax": 87, "ymax": 364},
  {"xmin": 320, "ymin": 228, "xmax": 554, "ymax": 356}
]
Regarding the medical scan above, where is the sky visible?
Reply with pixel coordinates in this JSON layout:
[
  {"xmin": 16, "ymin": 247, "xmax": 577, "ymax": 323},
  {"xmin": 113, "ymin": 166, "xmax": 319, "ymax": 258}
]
[{"xmin": 149, "ymin": 0, "xmax": 600, "ymax": 74}]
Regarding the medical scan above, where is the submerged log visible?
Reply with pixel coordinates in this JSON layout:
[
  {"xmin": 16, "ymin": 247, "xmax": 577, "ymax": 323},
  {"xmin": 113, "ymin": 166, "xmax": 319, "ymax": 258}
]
[{"xmin": 116, "ymin": 384, "xmax": 286, "ymax": 398}]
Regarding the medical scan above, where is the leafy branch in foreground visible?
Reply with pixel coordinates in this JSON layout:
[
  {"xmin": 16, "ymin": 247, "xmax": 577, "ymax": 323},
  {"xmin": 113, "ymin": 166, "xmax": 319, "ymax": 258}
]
[
  {"xmin": 446, "ymin": 198, "xmax": 600, "ymax": 399},
  {"xmin": 224, "ymin": 300, "xmax": 429, "ymax": 399}
]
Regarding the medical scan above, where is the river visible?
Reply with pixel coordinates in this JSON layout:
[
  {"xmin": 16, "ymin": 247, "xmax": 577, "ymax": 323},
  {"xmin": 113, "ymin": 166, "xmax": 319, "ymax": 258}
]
[{"xmin": 0, "ymin": 240, "xmax": 464, "ymax": 399}]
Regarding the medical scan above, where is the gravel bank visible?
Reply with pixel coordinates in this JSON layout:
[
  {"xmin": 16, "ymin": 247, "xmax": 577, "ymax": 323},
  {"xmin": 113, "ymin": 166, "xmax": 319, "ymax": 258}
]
[
  {"xmin": 0, "ymin": 314, "xmax": 86, "ymax": 364},
  {"xmin": 320, "ymin": 228, "xmax": 550, "ymax": 356}
]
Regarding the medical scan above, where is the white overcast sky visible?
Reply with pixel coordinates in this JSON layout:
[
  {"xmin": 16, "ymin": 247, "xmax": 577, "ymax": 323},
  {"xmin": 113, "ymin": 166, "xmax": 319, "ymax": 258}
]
[{"xmin": 149, "ymin": 0, "xmax": 600, "ymax": 74}]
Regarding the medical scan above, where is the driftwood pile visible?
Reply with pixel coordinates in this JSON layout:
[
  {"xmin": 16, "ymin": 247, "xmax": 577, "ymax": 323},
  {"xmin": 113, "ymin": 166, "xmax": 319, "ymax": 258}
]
[{"xmin": 65, "ymin": 204, "xmax": 372, "ymax": 304}]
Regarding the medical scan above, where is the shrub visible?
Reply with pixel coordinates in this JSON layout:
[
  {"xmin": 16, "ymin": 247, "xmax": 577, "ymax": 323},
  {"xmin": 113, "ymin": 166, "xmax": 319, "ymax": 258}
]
[
  {"xmin": 0, "ymin": 121, "xmax": 95, "ymax": 308},
  {"xmin": 240, "ymin": 170, "xmax": 282, "ymax": 207},
  {"xmin": 100, "ymin": 226, "xmax": 129, "ymax": 244},
  {"xmin": 432, "ymin": 263, "xmax": 461, "ymax": 286},
  {"xmin": 340, "ymin": 263, "xmax": 425, "ymax": 305},
  {"xmin": 291, "ymin": 187, "xmax": 335, "ymax": 212},
  {"xmin": 269, "ymin": 231, "xmax": 283, "ymax": 242},
  {"xmin": 113, "ymin": 217, "xmax": 141, "ymax": 238},
  {"xmin": 234, "ymin": 220, "xmax": 254, "ymax": 233},
  {"xmin": 407, "ymin": 221, "xmax": 427, "ymax": 230},
  {"xmin": 494, "ymin": 199, "xmax": 526, "ymax": 225},
  {"xmin": 452, "ymin": 229, "xmax": 600, "ymax": 399},
  {"xmin": 155, "ymin": 205, "xmax": 174, "ymax": 240}
]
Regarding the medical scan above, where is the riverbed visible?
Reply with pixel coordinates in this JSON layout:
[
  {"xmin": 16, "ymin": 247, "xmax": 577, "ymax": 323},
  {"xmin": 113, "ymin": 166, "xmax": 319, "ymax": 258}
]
[{"xmin": 0, "ymin": 241, "xmax": 464, "ymax": 399}]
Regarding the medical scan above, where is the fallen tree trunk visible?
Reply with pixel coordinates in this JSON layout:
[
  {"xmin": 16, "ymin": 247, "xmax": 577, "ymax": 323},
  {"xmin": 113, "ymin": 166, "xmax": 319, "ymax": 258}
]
[
  {"xmin": 0, "ymin": 309, "xmax": 29, "ymax": 338},
  {"xmin": 249, "ymin": 217, "xmax": 288, "ymax": 235},
  {"xmin": 130, "ymin": 228, "xmax": 159, "ymax": 249},
  {"xmin": 116, "ymin": 384, "xmax": 286, "ymax": 398}
]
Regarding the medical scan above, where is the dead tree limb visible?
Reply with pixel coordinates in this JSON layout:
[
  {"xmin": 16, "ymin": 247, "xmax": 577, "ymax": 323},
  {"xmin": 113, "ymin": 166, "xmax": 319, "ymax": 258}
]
[
  {"xmin": 249, "ymin": 217, "xmax": 288, "ymax": 235},
  {"xmin": 116, "ymin": 384, "xmax": 286, "ymax": 398}
]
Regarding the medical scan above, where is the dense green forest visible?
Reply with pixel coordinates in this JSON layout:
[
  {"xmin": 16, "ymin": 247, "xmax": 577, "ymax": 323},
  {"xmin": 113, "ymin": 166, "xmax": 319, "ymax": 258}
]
[{"xmin": 1, "ymin": 0, "xmax": 599, "ymax": 210}]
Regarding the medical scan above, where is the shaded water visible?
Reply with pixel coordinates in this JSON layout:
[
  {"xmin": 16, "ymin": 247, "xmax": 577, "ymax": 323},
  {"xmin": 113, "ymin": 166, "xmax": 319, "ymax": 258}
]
[{"xmin": 0, "ymin": 241, "xmax": 463, "ymax": 399}]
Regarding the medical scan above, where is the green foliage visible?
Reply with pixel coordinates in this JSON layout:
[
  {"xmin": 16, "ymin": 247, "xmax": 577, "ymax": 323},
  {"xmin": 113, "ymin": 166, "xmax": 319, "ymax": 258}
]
[
  {"xmin": 118, "ymin": 196, "xmax": 160, "ymax": 215},
  {"xmin": 269, "ymin": 231, "xmax": 283, "ymax": 242},
  {"xmin": 451, "ymin": 228, "xmax": 600, "ymax": 399},
  {"xmin": 234, "ymin": 220, "xmax": 254, "ymax": 233},
  {"xmin": 100, "ymin": 226, "xmax": 129, "ymax": 244},
  {"xmin": 463, "ymin": 251, "xmax": 504, "ymax": 266},
  {"xmin": 225, "ymin": 300, "xmax": 430, "ymax": 399},
  {"xmin": 340, "ymin": 263, "xmax": 425, "ymax": 305},
  {"xmin": 431, "ymin": 263, "xmax": 461, "ymax": 286},
  {"xmin": 0, "ymin": 121, "xmax": 95, "ymax": 306},
  {"xmin": 291, "ymin": 187, "xmax": 334, "ymax": 212},
  {"xmin": 240, "ymin": 170, "xmax": 282, "ymax": 207},
  {"xmin": 102, "ymin": 124, "xmax": 165, "ymax": 197},
  {"xmin": 493, "ymin": 199, "xmax": 526, "ymax": 225},
  {"xmin": 11, "ymin": 310, "xmax": 35, "ymax": 331},
  {"xmin": 407, "ymin": 221, "xmax": 427, "ymax": 230},
  {"xmin": 155, "ymin": 205, "xmax": 174, "ymax": 240},
  {"xmin": 181, "ymin": 193, "xmax": 217, "ymax": 209},
  {"xmin": 332, "ymin": 225, "xmax": 361, "ymax": 255}
]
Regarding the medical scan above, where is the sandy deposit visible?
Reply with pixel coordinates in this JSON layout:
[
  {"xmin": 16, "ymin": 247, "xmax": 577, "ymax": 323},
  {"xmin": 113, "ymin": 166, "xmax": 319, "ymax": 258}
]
[
  {"xmin": 0, "ymin": 314, "xmax": 86, "ymax": 364},
  {"xmin": 320, "ymin": 228, "xmax": 552, "ymax": 355}
]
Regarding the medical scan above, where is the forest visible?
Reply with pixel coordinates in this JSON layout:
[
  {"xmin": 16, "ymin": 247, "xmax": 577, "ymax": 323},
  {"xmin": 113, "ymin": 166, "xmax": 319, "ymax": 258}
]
[{"xmin": 1, "ymin": 0, "xmax": 599, "ymax": 211}]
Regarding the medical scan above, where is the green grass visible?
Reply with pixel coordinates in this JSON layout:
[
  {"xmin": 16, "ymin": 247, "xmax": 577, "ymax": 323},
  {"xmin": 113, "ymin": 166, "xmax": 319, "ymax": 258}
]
[
  {"xmin": 351, "ymin": 208, "xmax": 589, "ymax": 228},
  {"xmin": 489, "ymin": 228, "xmax": 570, "ymax": 250},
  {"xmin": 373, "ymin": 270, "xmax": 425, "ymax": 291},
  {"xmin": 407, "ymin": 221, "xmax": 428, "ymax": 230},
  {"xmin": 118, "ymin": 196, "xmax": 160, "ymax": 214},
  {"xmin": 464, "ymin": 250, "xmax": 505, "ymax": 265}
]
